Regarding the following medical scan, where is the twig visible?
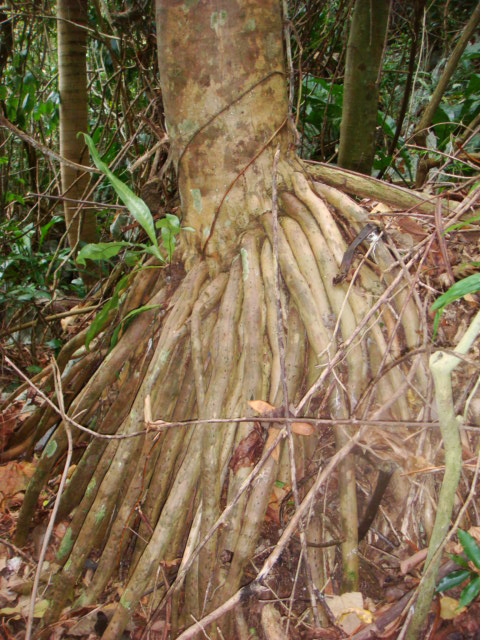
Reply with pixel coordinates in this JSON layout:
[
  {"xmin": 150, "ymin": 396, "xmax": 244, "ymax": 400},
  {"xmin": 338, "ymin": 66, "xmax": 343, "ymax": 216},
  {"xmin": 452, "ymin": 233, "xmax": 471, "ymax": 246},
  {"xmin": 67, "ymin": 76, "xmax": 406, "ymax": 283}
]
[
  {"xmin": 0, "ymin": 113, "xmax": 98, "ymax": 174},
  {"xmin": 404, "ymin": 309, "xmax": 480, "ymax": 639},
  {"xmin": 0, "ymin": 305, "xmax": 100, "ymax": 339},
  {"xmin": 0, "ymin": 537, "xmax": 35, "ymax": 564},
  {"xmin": 434, "ymin": 199, "xmax": 455, "ymax": 285},
  {"xmin": 25, "ymin": 359, "xmax": 73, "ymax": 640}
]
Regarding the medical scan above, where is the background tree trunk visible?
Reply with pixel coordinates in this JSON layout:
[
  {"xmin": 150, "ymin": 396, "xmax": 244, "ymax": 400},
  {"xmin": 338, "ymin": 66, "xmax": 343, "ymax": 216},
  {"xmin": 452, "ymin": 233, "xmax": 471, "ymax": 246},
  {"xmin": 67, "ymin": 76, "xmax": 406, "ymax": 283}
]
[
  {"xmin": 57, "ymin": 0, "xmax": 97, "ymax": 264},
  {"xmin": 338, "ymin": 0, "xmax": 390, "ymax": 175}
]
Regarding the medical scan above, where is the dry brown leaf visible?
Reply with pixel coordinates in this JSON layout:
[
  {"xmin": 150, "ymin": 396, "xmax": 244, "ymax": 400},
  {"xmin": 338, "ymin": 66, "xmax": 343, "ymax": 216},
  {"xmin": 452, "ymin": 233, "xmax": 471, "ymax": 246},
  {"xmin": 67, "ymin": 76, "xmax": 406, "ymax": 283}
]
[
  {"xmin": 0, "ymin": 402, "xmax": 24, "ymax": 452},
  {"xmin": 265, "ymin": 428, "xmax": 281, "ymax": 462},
  {"xmin": 326, "ymin": 592, "xmax": 373, "ymax": 634},
  {"xmin": 248, "ymin": 399, "xmax": 276, "ymax": 414},
  {"xmin": 0, "ymin": 461, "xmax": 36, "ymax": 504},
  {"xmin": 291, "ymin": 422, "xmax": 314, "ymax": 435},
  {"xmin": 467, "ymin": 526, "xmax": 480, "ymax": 545},
  {"xmin": 229, "ymin": 425, "xmax": 265, "ymax": 472}
]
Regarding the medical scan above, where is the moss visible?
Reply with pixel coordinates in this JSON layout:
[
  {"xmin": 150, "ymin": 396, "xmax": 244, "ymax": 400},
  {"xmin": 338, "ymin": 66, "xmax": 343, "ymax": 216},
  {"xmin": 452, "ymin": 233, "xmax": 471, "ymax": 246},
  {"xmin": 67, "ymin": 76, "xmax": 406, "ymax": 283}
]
[
  {"xmin": 85, "ymin": 477, "xmax": 96, "ymax": 498},
  {"xmin": 191, "ymin": 188, "xmax": 202, "ymax": 212},
  {"xmin": 57, "ymin": 526, "xmax": 73, "ymax": 561},
  {"xmin": 95, "ymin": 503, "xmax": 106, "ymax": 525},
  {"xmin": 44, "ymin": 439, "xmax": 57, "ymax": 457},
  {"xmin": 240, "ymin": 247, "xmax": 249, "ymax": 281},
  {"xmin": 210, "ymin": 10, "xmax": 227, "ymax": 31}
]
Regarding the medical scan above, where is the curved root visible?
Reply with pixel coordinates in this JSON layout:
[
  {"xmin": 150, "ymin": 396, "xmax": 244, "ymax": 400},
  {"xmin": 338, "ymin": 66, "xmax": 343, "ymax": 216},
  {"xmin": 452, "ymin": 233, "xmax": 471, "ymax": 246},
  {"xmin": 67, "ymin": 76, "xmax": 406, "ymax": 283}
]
[{"xmin": 12, "ymin": 173, "xmax": 427, "ymax": 638}]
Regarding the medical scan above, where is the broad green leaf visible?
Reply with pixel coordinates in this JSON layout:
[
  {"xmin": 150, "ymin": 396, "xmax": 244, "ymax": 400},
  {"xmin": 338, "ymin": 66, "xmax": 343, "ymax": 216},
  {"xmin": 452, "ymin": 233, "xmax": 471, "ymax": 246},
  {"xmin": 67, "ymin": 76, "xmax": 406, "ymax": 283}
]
[
  {"xmin": 85, "ymin": 296, "xmax": 118, "ymax": 351},
  {"xmin": 39, "ymin": 215, "xmax": 63, "ymax": 250},
  {"xmin": 80, "ymin": 133, "xmax": 163, "ymax": 262},
  {"xmin": 161, "ymin": 226, "xmax": 175, "ymax": 260},
  {"xmin": 431, "ymin": 274, "xmax": 480, "ymax": 337},
  {"xmin": 85, "ymin": 275, "xmax": 129, "ymax": 350},
  {"xmin": 77, "ymin": 241, "xmax": 131, "ymax": 266},
  {"xmin": 458, "ymin": 530, "xmax": 480, "ymax": 569},
  {"xmin": 110, "ymin": 304, "xmax": 161, "ymax": 349},
  {"xmin": 448, "ymin": 553, "xmax": 470, "ymax": 569},
  {"xmin": 458, "ymin": 575, "xmax": 480, "ymax": 608},
  {"xmin": 435, "ymin": 569, "xmax": 471, "ymax": 593}
]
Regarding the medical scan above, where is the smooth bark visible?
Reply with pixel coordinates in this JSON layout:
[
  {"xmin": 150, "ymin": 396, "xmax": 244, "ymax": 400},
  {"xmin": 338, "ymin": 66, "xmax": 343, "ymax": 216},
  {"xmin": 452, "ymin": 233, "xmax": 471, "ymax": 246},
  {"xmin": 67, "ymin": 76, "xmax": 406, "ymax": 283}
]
[
  {"xmin": 338, "ymin": 0, "xmax": 390, "ymax": 174},
  {"xmin": 57, "ymin": 0, "xmax": 97, "ymax": 258}
]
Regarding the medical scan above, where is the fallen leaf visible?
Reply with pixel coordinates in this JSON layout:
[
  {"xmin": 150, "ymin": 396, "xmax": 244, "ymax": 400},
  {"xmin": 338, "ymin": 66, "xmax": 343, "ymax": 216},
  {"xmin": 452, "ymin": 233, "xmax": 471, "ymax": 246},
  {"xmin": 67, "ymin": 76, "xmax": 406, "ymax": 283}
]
[
  {"xmin": 440, "ymin": 596, "xmax": 466, "ymax": 620},
  {"xmin": 248, "ymin": 400, "xmax": 277, "ymax": 415},
  {"xmin": 0, "ymin": 597, "xmax": 49, "ymax": 619},
  {"xmin": 229, "ymin": 425, "xmax": 265, "ymax": 473},
  {"xmin": 326, "ymin": 592, "xmax": 373, "ymax": 634},
  {"xmin": 0, "ymin": 461, "xmax": 36, "ymax": 503}
]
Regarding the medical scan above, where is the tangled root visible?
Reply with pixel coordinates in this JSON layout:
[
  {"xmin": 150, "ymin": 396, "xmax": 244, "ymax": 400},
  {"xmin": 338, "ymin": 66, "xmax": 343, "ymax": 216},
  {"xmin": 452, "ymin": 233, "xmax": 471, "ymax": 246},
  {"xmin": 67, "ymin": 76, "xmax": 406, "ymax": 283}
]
[{"xmin": 15, "ymin": 172, "xmax": 428, "ymax": 638}]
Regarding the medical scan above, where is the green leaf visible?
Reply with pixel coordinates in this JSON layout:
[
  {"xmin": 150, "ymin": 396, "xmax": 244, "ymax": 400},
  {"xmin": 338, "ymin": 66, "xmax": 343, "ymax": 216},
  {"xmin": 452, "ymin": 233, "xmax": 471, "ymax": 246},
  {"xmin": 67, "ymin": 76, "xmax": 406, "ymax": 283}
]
[
  {"xmin": 27, "ymin": 365, "xmax": 43, "ymax": 375},
  {"xmin": 435, "ymin": 569, "xmax": 471, "ymax": 593},
  {"xmin": 76, "ymin": 241, "xmax": 131, "ymax": 266},
  {"xmin": 85, "ymin": 297, "xmax": 117, "ymax": 351},
  {"xmin": 80, "ymin": 133, "xmax": 163, "ymax": 262},
  {"xmin": 109, "ymin": 304, "xmax": 161, "ymax": 350},
  {"xmin": 448, "ymin": 553, "xmax": 470, "ymax": 569},
  {"xmin": 458, "ymin": 530, "xmax": 480, "ymax": 569},
  {"xmin": 39, "ymin": 215, "xmax": 63, "ymax": 250},
  {"xmin": 431, "ymin": 274, "xmax": 480, "ymax": 338},
  {"xmin": 161, "ymin": 226, "xmax": 176, "ymax": 260},
  {"xmin": 445, "ymin": 214, "xmax": 480, "ymax": 233},
  {"xmin": 85, "ymin": 276, "xmax": 129, "ymax": 350},
  {"xmin": 458, "ymin": 575, "xmax": 480, "ymax": 608}
]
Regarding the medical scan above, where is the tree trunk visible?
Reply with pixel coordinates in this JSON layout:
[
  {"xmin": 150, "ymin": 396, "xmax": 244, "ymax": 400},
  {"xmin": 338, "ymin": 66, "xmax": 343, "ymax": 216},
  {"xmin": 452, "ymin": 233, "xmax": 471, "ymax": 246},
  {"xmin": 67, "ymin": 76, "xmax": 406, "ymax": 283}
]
[
  {"xmin": 57, "ymin": 0, "xmax": 97, "ymax": 267},
  {"xmin": 12, "ymin": 2, "xmax": 428, "ymax": 638},
  {"xmin": 338, "ymin": 0, "xmax": 390, "ymax": 175}
]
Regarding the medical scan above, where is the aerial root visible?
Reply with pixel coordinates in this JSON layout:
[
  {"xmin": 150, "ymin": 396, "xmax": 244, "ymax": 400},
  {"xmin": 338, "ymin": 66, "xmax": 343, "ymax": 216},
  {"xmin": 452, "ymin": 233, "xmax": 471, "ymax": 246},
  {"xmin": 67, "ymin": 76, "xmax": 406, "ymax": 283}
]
[{"xmin": 14, "ymin": 176, "xmax": 427, "ymax": 639}]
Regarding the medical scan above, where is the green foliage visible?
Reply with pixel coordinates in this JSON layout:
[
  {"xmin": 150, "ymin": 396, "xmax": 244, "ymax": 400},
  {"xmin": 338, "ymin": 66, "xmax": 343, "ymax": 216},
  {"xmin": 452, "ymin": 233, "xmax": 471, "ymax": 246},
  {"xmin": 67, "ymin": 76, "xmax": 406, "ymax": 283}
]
[
  {"xmin": 0, "ymin": 217, "xmax": 77, "ymax": 310},
  {"xmin": 431, "ymin": 273, "xmax": 480, "ymax": 337},
  {"xmin": 77, "ymin": 241, "xmax": 132, "ymax": 266},
  {"xmin": 109, "ymin": 303, "xmax": 162, "ymax": 350},
  {"xmin": 78, "ymin": 134, "xmax": 191, "ymax": 266},
  {"xmin": 436, "ymin": 530, "xmax": 480, "ymax": 608},
  {"xmin": 85, "ymin": 275, "xmax": 129, "ymax": 351},
  {"xmin": 81, "ymin": 133, "xmax": 163, "ymax": 261},
  {"xmin": 299, "ymin": 75, "xmax": 343, "ymax": 158}
]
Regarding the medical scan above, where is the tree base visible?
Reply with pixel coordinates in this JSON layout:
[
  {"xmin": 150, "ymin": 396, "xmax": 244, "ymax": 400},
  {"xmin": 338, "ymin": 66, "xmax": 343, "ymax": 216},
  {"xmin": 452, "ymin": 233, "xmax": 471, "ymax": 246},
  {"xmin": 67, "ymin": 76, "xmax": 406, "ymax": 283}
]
[{"xmin": 12, "ymin": 166, "xmax": 427, "ymax": 639}]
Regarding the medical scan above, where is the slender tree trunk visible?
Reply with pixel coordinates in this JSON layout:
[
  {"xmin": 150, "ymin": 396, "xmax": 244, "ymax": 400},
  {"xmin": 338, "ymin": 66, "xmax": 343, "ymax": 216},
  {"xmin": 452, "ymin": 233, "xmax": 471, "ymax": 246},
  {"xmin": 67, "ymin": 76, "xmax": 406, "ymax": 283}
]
[
  {"xmin": 57, "ymin": 0, "xmax": 97, "ymax": 261},
  {"xmin": 338, "ymin": 0, "xmax": 390, "ymax": 175}
]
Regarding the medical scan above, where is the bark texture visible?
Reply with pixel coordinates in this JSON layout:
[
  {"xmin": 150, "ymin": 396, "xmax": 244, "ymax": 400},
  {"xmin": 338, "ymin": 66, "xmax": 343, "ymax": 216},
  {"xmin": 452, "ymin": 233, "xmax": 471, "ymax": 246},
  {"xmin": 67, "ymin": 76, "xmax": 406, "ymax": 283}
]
[
  {"xmin": 157, "ymin": 0, "xmax": 290, "ymax": 269},
  {"xmin": 58, "ymin": 0, "xmax": 97, "ymax": 255},
  {"xmin": 338, "ymin": 0, "xmax": 390, "ymax": 175}
]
